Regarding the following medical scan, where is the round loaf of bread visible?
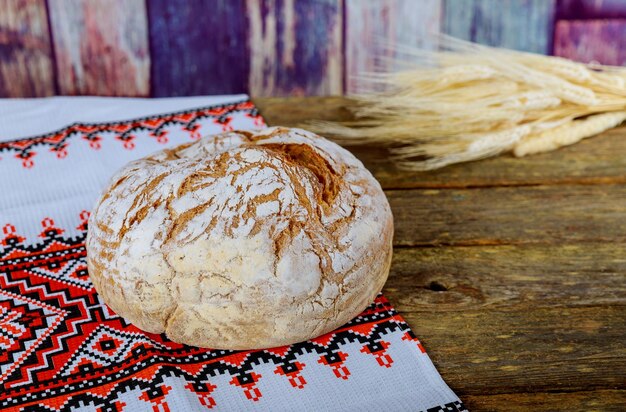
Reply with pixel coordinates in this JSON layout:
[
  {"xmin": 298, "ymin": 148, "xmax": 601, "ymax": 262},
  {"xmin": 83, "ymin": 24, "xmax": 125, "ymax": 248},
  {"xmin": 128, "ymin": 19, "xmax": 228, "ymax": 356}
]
[{"xmin": 86, "ymin": 127, "xmax": 393, "ymax": 349}]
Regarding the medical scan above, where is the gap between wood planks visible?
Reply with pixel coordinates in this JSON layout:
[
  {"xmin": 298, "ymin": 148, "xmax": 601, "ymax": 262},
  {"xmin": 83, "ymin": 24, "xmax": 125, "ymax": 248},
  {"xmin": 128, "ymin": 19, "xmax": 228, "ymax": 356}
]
[
  {"xmin": 380, "ymin": 176, "xmax": 626, "ymax": 191},
  {"xmin": 396, "ymin": 302, "xmax": 626, "ymax": 312},
  {"xmin": 391, "ymin": 239, "xmax": 626, "ymax": 248}
]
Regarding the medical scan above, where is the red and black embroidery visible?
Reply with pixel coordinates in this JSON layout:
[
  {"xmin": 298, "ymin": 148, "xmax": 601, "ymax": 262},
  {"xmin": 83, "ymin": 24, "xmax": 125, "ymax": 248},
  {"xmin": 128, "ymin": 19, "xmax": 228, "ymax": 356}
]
[
  {"xmin": 0, "ymin": 100, "xmax": 465, "ymax": 411},
  {"xmin": 0, "ymin": 216, "xmax": 439, "ymax": 411},
  {"xmin": 0, "ymin": 100, "xmax": 264, "ymax": 168}
]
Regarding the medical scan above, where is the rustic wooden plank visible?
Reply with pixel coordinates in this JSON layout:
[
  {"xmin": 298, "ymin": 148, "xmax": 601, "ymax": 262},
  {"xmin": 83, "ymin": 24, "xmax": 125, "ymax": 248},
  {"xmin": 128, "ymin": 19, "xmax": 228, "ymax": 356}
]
[
  {"xmin": 253, "ymin": 96, "xmax": 626, "ymax": 189},
  {"xmin": 443, "ymin": 0, "xmax": 556, "ymax": 54},
  {"xmin": 47, "ymin": 0, "xmax": 150, "ymax": 96},
  {"xmin": 258, "ymin": 95, "xmax": 626, "ymax": 411},
  {"xmin": 557, "ymin": 0, "xmax": 626, "ymax": 19},
  {"xmin": 384, "ymin": 244, "xmax": 626, "ymax": 311},
  {"xmin": 388, "ymin": 184, "xmax": 626, "ymax": 246},
  {"xmin": 344, "ymin": 0, "xmax": 442, "ymax": 94},
  {"xmin": 0, "ymin": 0, "xmax": 55, "ymax": 97},
  {"xmin": 398, "ymin": 306, "xmax": 626, "ymax": 395},
  {"xmin": 464, "ymin": 390, "xmax": 626, "ymax": 411},
  {"xmin": 358, "ymin": 126, "xmax": 626, "ymax": 189},
  {"xmin": 254, "ymin": 96, "xmax": 352, "ymax": 124},
  {"xmin": 147, "ymin": 0, "xmax": 249, "ymax": 97},
  {"xmin": 554, "ymin": 19, "xmax": 626, "ymax": 66},
  {"xmin": 247, "ymin": 0, "xmax": 343, "ymax": 96},
  {"xmin": 358, "ymin": 131, "xmax": 626, "ymax": 189}
]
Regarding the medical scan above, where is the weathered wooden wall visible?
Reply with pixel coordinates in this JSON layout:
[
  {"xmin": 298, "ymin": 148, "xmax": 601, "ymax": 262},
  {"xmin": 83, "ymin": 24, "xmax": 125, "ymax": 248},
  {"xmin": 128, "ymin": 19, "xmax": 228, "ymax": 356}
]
[
  {"xmin": 47, "ymin": 0, "xmax": 150, "ymax": 96},
  {"xmin": 0, "ymin": 0, "xmax": 625, "ymax": 98},
  {"xmin": 0, "ymin": 0, "xmax": 55, "ymax": 97},
  {"xmin": 344, "ymin": 0, "xmax": 442, "ymax": 93},
  {"xmin": 443, "ymin": 0, "xmax": 556, "ymax": 54},
  {"xmin": 246, "ymin": 0, "xmax": 343, "ymax": 96},
  {"xmin": 147, "ymin": 0, "xmax": 249, "ymax": 96}
]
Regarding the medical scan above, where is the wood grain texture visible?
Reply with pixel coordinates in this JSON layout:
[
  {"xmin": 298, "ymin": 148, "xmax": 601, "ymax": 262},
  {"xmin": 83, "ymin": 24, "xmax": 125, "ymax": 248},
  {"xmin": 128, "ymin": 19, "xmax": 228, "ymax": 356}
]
[
  {"xmin": 344, "ymin": 0, "xmax": 442, "ymax": 93},
  {"xmin": 443, "ymin": 0, "xmax": 556, "ymax": 53},
  {"xmin": 554, "ymin": 19, "xmax": 626, "ymax": 65},
  {"xmin": 0, "ymin": 0, "xmax": 54, "ymax": 97},
  {"xmin": 254, "ymin": 96, "xmax": 626, "ymax": 189},
  {"xmin": 260, "ymin": 96, "xmax": 626, "ymax": 409},
  {"xmin": 247, "ymin": 0, "xmax": 342, "ymax": 96},
  {"xmin": 147, "ymin": 0, "xmax": 249, "ymax": 96},
  {"xmin": 384, "ymin": 244, "xmax": 626, "ymax": 311},
  {"xmin": 464, "ymin": 391, "xmax": 626, "ymax": 412},
  {"xmin": 557, "ymin": 0, "xmax": 626, "ymax": 19},
  {"xmin": 389, "ymin": 184, "xmax": 626, "ymax": 246},
  {"xmin": 400, "ymin": 307, "xmax": 625, "ymax": 395},
  {"xmin": 47, "ymin": 0, "xmax": 150, "ymax": 96}
]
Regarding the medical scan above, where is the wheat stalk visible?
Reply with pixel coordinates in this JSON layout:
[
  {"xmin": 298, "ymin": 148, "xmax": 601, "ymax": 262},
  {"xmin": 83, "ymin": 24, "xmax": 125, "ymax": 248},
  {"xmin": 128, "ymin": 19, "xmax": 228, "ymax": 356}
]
[
  {"xmin": 514, "ymin": 111, "xmax": 626, "ymax": 157},
  {"xmin": 308, "ymin": 35, "xmax": 626, "ymax": 170}
]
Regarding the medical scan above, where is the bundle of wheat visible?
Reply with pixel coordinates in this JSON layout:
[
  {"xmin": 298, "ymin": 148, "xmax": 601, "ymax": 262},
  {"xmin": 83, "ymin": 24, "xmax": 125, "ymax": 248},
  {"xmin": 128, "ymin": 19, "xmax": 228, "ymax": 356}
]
[{"xmin": 309, "ymin": 35, "xmax": 626, "ymax": 171}]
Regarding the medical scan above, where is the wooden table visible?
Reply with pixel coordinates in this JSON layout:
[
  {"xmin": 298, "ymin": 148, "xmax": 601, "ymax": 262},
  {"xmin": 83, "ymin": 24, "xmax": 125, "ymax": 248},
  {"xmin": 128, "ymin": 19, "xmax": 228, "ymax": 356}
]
[{"xmin": 254, "ymin": 97, "xmax": 626, "ymax": 412}]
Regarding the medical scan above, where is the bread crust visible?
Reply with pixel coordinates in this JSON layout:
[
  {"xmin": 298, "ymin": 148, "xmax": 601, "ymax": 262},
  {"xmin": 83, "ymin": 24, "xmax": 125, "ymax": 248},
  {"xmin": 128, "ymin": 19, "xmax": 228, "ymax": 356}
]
[{"xmin": 86, "ymin": 127, "xmax": 394, "ymax": 349}]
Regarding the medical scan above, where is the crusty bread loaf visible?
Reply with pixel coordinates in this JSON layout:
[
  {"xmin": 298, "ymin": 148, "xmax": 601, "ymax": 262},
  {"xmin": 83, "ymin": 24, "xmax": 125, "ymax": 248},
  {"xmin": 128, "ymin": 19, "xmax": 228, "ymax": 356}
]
[{"xmin": 86, "ymin": 127, "xmax": 393, "ymax": 349}]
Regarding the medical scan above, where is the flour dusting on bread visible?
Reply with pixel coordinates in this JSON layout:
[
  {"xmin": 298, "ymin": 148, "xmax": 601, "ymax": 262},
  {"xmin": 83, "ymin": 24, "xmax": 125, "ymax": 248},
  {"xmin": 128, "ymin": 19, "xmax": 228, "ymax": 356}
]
[{"xmin": 87, "ymin": 127, "xmax": 393, "ymax": 349}]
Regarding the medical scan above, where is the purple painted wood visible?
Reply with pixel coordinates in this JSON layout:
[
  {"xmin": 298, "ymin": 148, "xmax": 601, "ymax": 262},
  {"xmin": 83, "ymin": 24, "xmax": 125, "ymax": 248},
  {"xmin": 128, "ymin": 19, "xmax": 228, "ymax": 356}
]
[
  {"xmin": 247, "ymin": 0, "xmax": 343, "ymax": 97},
  {"xmin": 554, "ymin": 19, "xmax": 626, "ymax": 65},
  {"xmin": 344, "ymin": 0, "xmax": 442, "ymax": 94},
  {"xmin": 5, "ymin": 0, "xmax": 626, "ymax": 98},
  {"xmin": 556, "ymin": 0, "xmax": 626, "ymax": 19},
  {"xmin": 48, "ymin": 0, "xmax": 150, "ymax": 96},
  {"xmin": 147, "ymin": 0, "xmax": 249, "ymax": 97},
  {"xmin": 0, "ymin": 0, "xmax": 55, "ymax": 97},
  {"xmin": 443, "ymin": 0, "xmax": 557, "ymax": 54}
]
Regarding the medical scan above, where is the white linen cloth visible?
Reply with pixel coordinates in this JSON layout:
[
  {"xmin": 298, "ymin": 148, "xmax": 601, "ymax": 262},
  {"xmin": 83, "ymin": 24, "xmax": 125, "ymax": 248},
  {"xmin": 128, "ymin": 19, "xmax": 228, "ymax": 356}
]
[{"xmin": 0, "ymin": 95, "xmax": 464, "ymax": 412}]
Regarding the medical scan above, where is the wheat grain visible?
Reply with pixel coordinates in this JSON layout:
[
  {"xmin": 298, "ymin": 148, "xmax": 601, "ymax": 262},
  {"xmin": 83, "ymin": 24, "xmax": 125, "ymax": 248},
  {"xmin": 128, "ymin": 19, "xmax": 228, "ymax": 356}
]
[
  {"xmin": 307, "ymin": 35, "xmax": 626, "ymax": 170},
  {"xmin": 590, "ymin": 72, "xmax": 626, "ymax": 94},
  {"xmin": 514, "ymin": 111, "xmax": 626, "ymax": 157},
  {"xmin": 517, "ymin": 54, "xmax": 594, "ymax": 84},
  {"xmin": 501, "ymin": 91, "xmax": 561, "ymax": 110}
]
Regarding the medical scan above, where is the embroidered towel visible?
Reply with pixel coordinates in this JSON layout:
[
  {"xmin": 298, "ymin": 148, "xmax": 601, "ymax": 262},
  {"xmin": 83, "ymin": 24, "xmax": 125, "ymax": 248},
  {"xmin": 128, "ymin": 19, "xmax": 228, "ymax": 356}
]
[{"xmin": 0, "ymin": 95, "xmax": 465, "ymax": 412}]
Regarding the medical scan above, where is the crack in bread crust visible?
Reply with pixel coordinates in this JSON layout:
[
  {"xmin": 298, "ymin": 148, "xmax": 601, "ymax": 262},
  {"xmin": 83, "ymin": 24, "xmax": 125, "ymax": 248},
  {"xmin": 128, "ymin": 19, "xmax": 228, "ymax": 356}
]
[{"xmin": 86, "ymin": 127, "xmax": 394, "ymax": 350}]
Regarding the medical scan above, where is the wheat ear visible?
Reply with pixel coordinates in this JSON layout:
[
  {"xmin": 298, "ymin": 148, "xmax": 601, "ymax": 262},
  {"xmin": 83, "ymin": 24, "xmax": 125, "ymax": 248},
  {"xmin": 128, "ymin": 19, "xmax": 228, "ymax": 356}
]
[
  {"xmin": 514, "ymin": 111, "xmax": 626, "ymax": 157},
  {"xmin": 307, "ymin": 35, "xmax": 626, "ymax": 170}
]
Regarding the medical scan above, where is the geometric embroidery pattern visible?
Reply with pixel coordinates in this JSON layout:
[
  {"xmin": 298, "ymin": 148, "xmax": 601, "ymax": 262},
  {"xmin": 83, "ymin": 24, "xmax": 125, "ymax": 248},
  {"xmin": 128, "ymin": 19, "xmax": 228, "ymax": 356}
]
[
  {"xmin": 0, "ymin": 101, "xmax": 465, "ymax": 411},
  {"xmin": 0, "ymin": 100, "xmax": 263, "ymax": 168},
  {"xmin": 0, "ymin": 216, "xmax": 457, "ymax": 411}
]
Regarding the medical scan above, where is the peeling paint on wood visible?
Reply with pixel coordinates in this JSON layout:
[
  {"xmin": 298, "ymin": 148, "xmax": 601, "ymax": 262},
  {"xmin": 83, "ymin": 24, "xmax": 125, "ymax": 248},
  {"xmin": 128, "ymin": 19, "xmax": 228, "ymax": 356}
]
[
  {"xmin": 2, "ymin": 0, "xmax": 626, "ymax": 98},
  {"xmin": 554, "ymin": 19, "xmax": 626, "ymax": 65},
  {"xmin": 148, "ymin": 0, "xmax": 249, "ymax": 97},
  {"xmin": 0, "ymin": 0, "xmax": 54, "ymax": 97},
  {"xmin": 47, "ymin": 0, "xmax": 150, "ymax": 96},
  {"xmin": 247, "ymin": 0, "xmax": 343, "ymax": 96},
  {"xmin": 443, "ymin": 0, "xmax": 556, "ymax": 54},
  {"xmin": 344, "ymin": 0, "xmax": 442, "ymax": 94}
]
